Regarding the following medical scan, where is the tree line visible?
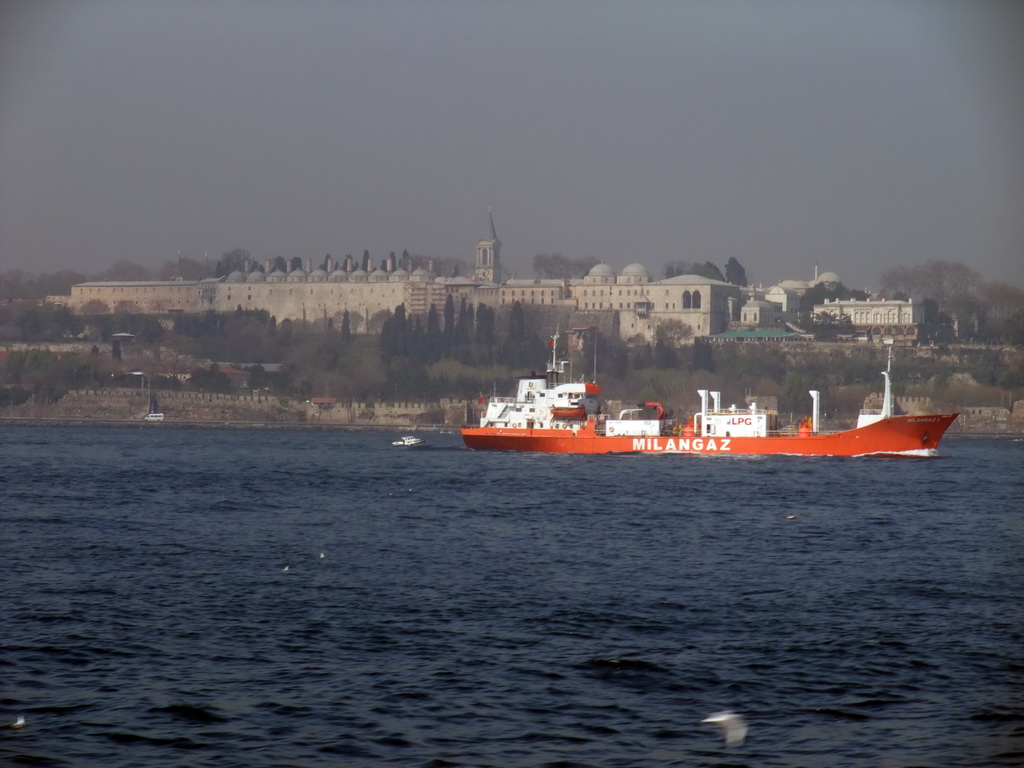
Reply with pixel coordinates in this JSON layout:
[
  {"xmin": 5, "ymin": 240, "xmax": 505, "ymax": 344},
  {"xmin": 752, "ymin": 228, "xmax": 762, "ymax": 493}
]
[{"xmin": 2, "ymin": 300, "xmax": 1022, "ymax": 418}]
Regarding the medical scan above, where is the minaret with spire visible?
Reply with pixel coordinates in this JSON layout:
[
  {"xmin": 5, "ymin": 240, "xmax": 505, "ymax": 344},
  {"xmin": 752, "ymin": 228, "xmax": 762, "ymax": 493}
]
[{"xmin": 474, "ymin": 208, "xmax": 502, "ymax": 284}]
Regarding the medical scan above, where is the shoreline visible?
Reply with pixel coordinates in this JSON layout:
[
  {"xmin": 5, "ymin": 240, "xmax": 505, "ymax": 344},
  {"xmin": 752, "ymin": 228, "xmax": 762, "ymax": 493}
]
[
  {"xmin": 0, "ymin": 416, "xmax": 1018, "ymax": 439},
  {"xmin": 0, "ymin": 417, "xmax": 450, "ymax": 432}
]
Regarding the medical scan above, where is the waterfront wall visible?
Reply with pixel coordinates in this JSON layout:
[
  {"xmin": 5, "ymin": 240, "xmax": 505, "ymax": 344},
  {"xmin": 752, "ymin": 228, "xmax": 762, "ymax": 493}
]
[{"xmin": 3, "ymin": 388, "xmax": 473, "ymax": 427}]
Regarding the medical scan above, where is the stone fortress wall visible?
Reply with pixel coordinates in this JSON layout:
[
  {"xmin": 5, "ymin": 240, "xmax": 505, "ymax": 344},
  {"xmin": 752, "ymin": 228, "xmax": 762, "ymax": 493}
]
[
  {"xmin": 6, "ymin": 386, "xmax": 1022, "ymax": 433},
  {"xmin": 5, "ymin": 386, "xmax": 475, "ymax": 427}
]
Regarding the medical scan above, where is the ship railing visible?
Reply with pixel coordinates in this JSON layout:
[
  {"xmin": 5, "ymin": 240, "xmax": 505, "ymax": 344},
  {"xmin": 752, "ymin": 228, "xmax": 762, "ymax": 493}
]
[{"xmin": 705, "ymin": 409, "xmax": 779, "ymax": 417}]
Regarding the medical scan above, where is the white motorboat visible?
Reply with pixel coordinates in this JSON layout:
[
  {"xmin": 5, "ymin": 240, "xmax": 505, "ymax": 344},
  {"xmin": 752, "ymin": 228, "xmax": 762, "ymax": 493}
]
[{"xmin": 392, "ymin": 435, "xmax": 425, "ymax": 447}]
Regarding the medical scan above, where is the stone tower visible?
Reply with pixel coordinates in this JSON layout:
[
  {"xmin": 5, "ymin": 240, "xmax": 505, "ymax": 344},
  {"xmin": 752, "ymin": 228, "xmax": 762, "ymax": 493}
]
[{"xmin": 474, "ymin": 209, "xmax": 502, "ymax": 284}]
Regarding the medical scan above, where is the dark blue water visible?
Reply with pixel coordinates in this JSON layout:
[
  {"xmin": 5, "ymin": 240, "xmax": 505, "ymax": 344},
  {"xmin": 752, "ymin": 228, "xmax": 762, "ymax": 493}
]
[{"xmin": 2, "ymin": 428, "xmax": 1022, "ymax": 767}]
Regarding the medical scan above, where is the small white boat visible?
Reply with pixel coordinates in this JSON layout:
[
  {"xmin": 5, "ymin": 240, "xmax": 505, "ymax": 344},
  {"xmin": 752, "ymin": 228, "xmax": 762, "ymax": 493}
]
[{"xmin": 392, "ymin": 435, "xmax": 425, "ymax": 447}]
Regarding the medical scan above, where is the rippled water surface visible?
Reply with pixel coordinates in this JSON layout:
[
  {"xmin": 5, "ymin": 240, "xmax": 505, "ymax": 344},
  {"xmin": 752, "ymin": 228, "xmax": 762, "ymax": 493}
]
[{"xmin": 2, "ymin": 428, "xmax": 1023, "ymax": 767}]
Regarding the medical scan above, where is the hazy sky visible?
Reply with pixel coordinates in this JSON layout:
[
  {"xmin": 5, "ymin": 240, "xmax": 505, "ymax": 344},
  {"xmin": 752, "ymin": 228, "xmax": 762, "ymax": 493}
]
[{"xmin": 2, "ymin": 0, "xmax": 1023, "ymax": 290}]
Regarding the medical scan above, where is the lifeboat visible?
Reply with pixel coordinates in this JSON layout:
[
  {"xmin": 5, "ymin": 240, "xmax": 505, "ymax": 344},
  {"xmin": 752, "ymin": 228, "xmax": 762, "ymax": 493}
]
[{"xmin": 551, "ymin": 405, "xmax": 586, "ymax": 421}]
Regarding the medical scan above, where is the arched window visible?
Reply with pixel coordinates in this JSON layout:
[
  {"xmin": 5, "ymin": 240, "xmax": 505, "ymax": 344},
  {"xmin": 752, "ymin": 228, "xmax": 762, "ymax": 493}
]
[
  {"xmin": 693, "ymin": 290, "xmax": 702, "ymax": 309},
  {"xmin": 683, "ymin": 291, "xmax": 692, "ymax": 309}
]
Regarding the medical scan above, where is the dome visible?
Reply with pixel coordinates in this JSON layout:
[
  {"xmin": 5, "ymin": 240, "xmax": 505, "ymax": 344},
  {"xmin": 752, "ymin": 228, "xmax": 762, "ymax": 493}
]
[
  {"xmin": 815, "ymin": 271, "xmax": 840, "ymax": 285},
  {"xmin": 246, "ymin": 270, "xmax": 266, "ymax": 282},
  {"xmin": 587, "ymin": 263, "xmax": 615, "ymax": 277},
  {"xmin": 621, "ymin": 263, "xmax": 649, "ymax": 277},
  {"xmin": 779, "ymin": 279, "xmax": 808, "ymax": 291},
  {"xmin": 226, "ymin": 270, "xmax": 246, "ymax": 282}
]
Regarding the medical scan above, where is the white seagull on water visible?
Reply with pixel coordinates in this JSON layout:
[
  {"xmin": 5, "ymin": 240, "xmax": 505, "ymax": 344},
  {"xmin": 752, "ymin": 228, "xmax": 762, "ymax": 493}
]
[
  {"xmin": 702, "ymin": 710, "xmax": 747, "ymax": 746},
  {"xmin": 10, "ymin": 715, "xmax": 26, "ymax": 730}
]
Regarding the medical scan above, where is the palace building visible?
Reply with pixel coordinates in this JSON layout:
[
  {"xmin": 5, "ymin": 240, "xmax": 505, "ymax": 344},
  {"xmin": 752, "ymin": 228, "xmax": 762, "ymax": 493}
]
[{"xmin": 56, "ymin": 214, "xmax": 748, "ymax": 342}]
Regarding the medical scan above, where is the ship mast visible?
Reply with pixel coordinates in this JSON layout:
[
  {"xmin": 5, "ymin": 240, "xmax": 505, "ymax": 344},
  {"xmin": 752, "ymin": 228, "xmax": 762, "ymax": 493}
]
[
  {"xmin": 546, "ymin": 332, "xmax": 566, "ymax": 387},
  {"xmin": 881, "ymin": 346, "xmax": 893, "ymax": 419}
]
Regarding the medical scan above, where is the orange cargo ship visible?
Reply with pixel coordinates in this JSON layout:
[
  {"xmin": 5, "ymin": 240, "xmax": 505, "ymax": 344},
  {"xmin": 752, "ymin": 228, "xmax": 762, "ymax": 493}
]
[{"xmin": 461, "ymin": 336, "xmax": 958, "ymax": 457}]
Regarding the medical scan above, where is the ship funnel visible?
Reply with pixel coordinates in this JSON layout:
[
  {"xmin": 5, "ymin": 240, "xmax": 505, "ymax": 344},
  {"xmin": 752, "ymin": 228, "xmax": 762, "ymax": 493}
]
[
  {"xmin": 698, "ymin": 389, "xmax": 709, "ymax": 428},
  {"xmin": 711, "ymin": 391, "xmax": 721, "ymax": 413},
  {"xmin": 809, "ymin": 390, "xmax": 820, "ymax": 434}
]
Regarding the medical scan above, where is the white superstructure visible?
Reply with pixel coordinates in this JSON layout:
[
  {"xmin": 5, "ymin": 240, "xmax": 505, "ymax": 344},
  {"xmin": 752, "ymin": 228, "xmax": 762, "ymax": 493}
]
[{"xmin": 478, "ymin": 335, "xmax": 602, "ymax": 430}]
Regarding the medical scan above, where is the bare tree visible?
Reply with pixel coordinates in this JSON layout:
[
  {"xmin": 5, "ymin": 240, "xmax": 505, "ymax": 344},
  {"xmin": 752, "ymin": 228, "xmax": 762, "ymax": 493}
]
[
  {"xmin": 533, "ymin": 254, "xmax": 598, "ymax": 279},
  {"xmin": 157, "ymin": 256, "xmax": 210, "ymax": 281},
  {"xmin": 979, "ymin": 281, "xmax": 1024, "ymax": 322},
  {"xmin": 879, "ymin": 260, "xmax": 979, "ymax": 304},
  {"xmin": 99, "ymin": 260, "xmax": 153, "ymax": 281}
]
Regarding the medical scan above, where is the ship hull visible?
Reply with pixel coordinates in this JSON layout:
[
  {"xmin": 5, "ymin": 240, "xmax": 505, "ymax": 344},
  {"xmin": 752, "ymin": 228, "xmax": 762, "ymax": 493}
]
[{"xmin": 462, "ymin": 413, "xmax": 959, "ymax": 457}]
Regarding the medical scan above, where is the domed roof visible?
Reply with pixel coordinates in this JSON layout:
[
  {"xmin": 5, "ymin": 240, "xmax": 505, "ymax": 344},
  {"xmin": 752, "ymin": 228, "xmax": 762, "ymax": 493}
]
[
  {"xmin": 814, "ymin": 271, "xmax": 840, "ymax": 285},
  {"xmin": 621, "ymin": 263, "xmax": 649, "ymax": 276},
  {"xmin": 246, "ymin": 270, "xmax": 266, "ymax": 282},
  {"xmin": 587, "ymin": 263, "xmax": 615, "ymax": 277},
  {"xmin": 779, "ymin": 279, "xmax": 808, "ymax": 290},
  {"xmin": 411, "ymin": 267, "xmax": 430, "ymax": 276},
  {"xmin": 659, "ymin": 273, "xmax": 730, "ymax": 286},
  {"xmin": 226, "ymin": 270, "xmax": 246, "ymax": 282}
]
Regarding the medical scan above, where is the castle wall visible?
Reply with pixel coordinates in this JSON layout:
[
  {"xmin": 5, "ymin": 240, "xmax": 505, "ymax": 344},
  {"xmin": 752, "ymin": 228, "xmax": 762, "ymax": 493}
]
[
  {"xmin": 5, "ymin": 387, "xmax": 475, "ymax": 426},
  {"xmin": 214, "ymin": 279, "xmax": 411, "ymax": 328}
]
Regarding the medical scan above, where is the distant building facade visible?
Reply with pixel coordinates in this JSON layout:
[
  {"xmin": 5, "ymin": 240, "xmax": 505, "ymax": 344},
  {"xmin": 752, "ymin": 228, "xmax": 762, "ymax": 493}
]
[
  {"xmin": 67, "ymin": 278, "xmax": 218, "ymax": 314},
  {"xmin": 813, "ymin": 297, "xmax": 924, "ymax": 343},
  {"xmin": 570, "ymin": 263, "xmax": 741, "ymax": 342},
  {"xmin": 57, "ymin": 215, "xmax": 749, "ymax": 342}
]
